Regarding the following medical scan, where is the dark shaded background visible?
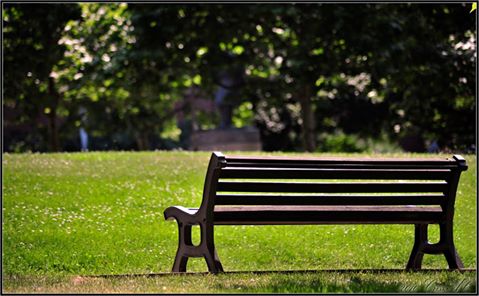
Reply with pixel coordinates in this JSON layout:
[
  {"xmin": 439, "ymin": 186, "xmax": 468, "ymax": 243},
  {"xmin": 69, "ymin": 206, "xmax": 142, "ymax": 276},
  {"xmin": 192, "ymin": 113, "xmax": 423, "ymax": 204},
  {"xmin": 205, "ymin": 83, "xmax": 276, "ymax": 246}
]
[{"xmin": 3, "ymin": 3, "xmax": 476, "ymax": 153}]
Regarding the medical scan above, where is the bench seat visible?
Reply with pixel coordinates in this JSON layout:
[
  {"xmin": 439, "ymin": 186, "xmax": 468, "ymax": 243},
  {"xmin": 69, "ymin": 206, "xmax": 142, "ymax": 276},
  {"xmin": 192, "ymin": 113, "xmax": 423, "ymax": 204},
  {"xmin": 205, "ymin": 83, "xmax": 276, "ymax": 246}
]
[{"xmin": 210, "ymin": 205, "xmax": 443, "ymax": 225}]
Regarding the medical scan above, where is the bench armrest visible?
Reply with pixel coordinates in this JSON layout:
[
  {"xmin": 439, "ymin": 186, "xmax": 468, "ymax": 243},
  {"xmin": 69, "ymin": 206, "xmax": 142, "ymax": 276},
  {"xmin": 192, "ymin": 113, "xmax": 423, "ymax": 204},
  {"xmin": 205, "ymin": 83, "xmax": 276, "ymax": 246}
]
[{"xmin": 164, "ymin": 206, "xmax": 200, "ymax": 224}]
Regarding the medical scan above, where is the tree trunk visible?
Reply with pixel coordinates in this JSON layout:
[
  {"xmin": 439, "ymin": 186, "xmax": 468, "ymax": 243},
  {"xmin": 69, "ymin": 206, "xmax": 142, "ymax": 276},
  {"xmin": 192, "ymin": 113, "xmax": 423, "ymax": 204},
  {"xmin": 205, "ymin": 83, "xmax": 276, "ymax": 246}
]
[
  {"xmin": 48, "ymin": 108, "xmax": 60, "ymax": 152},
  {"xmin": 135, "ymin": 130, "xmax": 150, "ymax": 150},
  {"xmin": 47, "ymin": 77, "xmax": 60, "ymax": 152},
  {"xmin": 135, "ymin": 132, "xmax": 145, "ymax": 150},
  {"xmin": 298, "ymin": 86, "xmax": 316, "ymax": 152}
]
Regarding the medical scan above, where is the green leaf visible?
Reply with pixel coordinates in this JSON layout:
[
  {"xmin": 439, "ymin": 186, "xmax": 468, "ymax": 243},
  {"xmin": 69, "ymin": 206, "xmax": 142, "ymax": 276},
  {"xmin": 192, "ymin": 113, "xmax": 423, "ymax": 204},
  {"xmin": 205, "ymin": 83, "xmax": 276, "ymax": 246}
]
[
  {"xmin": 192, "ymin": 74, "xmax": 201, "ymax": 85},
  {"xmin": 232, "ymin": 45, "xmax": 244, "ymax": 55},
  {"xmin": 315, "ymin": 76, "xmax": 325, "ymax": 87},
  {"xmin": 311, "ymin": 48, "xmax": 324, "ymax": 56},
  {"xmin": 196, "ymin": 47, "xmax": 208, "ymax": 57}
]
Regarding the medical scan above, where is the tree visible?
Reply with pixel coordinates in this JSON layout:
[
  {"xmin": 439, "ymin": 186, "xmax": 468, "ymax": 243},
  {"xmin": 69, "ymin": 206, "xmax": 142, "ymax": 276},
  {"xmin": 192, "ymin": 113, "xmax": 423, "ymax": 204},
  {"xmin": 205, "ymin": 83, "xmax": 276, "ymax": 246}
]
[
  {"xmin": 3, "ymin": 4, "xmax": 80, "ymax": 151},
  {"xmin": 3, "ymin": 3, "xmax": 475, "ymax": 152}
]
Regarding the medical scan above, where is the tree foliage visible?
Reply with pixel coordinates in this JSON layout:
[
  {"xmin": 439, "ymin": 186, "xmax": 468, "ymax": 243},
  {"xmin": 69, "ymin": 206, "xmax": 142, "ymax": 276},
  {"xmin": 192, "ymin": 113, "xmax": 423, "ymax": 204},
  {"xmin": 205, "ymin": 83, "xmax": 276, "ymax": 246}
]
[
  {"xmin": 3, "ymin": 3, "xmax": 81, "ymax": 151},
  {"xmin": 3, "ymin": 3, "xmax": 476, "ymax": 152}
]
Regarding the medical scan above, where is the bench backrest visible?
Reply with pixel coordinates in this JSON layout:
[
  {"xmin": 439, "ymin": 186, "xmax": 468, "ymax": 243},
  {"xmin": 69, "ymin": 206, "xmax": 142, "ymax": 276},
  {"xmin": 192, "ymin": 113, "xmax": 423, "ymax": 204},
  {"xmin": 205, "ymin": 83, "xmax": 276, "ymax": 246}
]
[{"xmin": 199, "ymin": 152, "xmax": 467, "ymax": 222}]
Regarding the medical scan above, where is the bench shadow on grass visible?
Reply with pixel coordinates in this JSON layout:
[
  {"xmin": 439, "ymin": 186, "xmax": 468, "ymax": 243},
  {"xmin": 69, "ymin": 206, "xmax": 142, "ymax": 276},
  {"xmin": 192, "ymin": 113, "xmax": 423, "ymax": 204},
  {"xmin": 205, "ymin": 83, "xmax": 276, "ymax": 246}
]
[
  {"xmin": 212, "ymin": 275, "xmax": 402, "ymax": 293},
  {"xmin": 212, "ymin": 271, "xmax": 476, "ymax": 293},
  {"xmin": 94, "ymin": 269, "xmax": 477, "ymax": 293}
]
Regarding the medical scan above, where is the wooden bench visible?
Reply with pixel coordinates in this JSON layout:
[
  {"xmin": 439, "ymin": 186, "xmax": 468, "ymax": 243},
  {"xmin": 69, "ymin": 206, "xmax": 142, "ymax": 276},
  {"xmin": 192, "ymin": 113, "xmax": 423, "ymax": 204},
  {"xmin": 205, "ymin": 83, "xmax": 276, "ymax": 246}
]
[{"xmin": 164, "ymin": 152, "xmax": 468, "ymax": 273}]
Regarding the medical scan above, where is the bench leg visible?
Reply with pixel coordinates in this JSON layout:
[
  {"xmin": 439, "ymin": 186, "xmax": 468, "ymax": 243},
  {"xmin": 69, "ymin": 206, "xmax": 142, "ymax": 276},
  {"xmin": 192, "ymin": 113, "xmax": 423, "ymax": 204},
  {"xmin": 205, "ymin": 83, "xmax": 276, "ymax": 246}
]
[
  {"xmin": 172, "ymin": 223, "xmax": 192, "ymax": 272},
  {"xmin": 202, "ymin": 223, "xmax": 224, "ymax": 273},
  {"xmin": 406, "ymin": 223, "xmax": 463, "ymax": 271},
  {"xmin": 440, "ymin": 222, "xmax": 464, "ymax": 270},
  {"xmin": 171, "ymin": 222, "xmax": 224, "ymax": 273},
  {"xmin": 406, "ymin": 224, "xmax": 428, "ymax": 270}
]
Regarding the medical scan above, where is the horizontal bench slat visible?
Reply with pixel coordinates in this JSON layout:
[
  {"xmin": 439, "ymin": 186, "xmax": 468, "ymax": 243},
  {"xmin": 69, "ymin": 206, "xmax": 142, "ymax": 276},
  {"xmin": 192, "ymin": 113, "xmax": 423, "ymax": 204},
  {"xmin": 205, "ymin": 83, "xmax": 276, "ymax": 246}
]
[
  {"xmin": 219, "ymin": 168, "xmax": 451, "ymax": 180},
  {"xmin": 224, "ymin": 156, "xmax": 459, "ymax": 170},
  {"xmin": 217, "ymin": 181, "xmax": 448, "ymax": 193},
  {"xmin": 215, "ymin": 194, "xmax": 445, "ymax": 205},
  {"xmin": 226, "ymin": 156, "xmax": 455, "ymax": 164},
  {"xmin": 224, "ymin": 162, "xmax": 459, "ymax": 169},
  {"xmin": 212, "ymin": 205, "xmax": 443, "ymax": 225}
]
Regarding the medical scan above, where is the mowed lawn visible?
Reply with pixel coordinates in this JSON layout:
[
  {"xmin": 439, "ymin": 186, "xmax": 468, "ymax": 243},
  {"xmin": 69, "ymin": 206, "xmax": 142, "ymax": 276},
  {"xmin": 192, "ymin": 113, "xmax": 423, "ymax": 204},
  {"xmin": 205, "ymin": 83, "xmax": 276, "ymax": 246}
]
[{"xmin": 2, "ymin": 151, "xmax": 477, "ymax": 293}]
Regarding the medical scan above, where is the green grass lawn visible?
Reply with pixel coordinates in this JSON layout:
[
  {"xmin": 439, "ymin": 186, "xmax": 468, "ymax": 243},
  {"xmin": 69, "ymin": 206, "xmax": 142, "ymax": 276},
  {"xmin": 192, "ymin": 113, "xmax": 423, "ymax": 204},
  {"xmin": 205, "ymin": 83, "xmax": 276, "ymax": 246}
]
[{"xmin": 2, "ymin": 151, "xmax": 477, "ymax": 293}]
